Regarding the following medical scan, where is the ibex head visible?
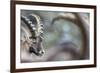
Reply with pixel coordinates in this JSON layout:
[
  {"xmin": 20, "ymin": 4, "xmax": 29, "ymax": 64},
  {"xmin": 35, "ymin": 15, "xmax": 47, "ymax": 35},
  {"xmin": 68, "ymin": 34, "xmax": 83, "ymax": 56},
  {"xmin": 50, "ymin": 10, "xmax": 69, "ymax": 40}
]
[{"xmin": 21, "ymin": 14, "xmax": 45, "ymax": 56}]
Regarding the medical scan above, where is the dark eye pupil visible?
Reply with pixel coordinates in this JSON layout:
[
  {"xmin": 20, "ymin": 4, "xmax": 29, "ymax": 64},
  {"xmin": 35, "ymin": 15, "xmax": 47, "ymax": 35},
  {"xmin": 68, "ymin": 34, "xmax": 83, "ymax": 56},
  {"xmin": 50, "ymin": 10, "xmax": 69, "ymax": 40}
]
[
  {"xmin": 33, "ymin": 41, "xmax": 37, "ymax": 44},
  {"xmin": 29, "ymin": 36, "xmax": 36, "ymax": 39}
]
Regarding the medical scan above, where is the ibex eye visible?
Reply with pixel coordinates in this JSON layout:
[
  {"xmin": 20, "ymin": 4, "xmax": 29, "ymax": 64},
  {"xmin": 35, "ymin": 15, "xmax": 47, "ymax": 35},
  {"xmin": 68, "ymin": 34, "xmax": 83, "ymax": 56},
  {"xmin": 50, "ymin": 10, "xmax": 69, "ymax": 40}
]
[
  {"xmin": 32, "ymin": 41, "xmax": 37, "ymax": 44},
  {"xmin": 29, "ymin": 36, "xmax": 37, "ymax": 39},
  {"xmin": 29, "ymin": 47, "xmax": 35, "ymax": 53}
]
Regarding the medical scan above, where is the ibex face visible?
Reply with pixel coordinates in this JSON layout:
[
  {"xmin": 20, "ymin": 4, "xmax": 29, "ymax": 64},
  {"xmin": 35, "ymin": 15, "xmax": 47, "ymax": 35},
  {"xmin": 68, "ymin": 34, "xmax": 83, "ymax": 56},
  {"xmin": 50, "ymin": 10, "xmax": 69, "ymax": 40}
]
[
  {"xmin": 28, "ymin": 36, "xmax": 45, "ymax": 56},
  {"xmin": 21, "ymin": 14, "xmax": 45, "ymax": 57}
]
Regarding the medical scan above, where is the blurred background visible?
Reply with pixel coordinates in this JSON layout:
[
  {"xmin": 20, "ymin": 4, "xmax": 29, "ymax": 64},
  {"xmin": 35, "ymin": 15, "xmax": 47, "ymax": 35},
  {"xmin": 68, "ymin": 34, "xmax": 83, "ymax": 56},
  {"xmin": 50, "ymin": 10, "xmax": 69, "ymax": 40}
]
[{"xmin": 21, "ymin": 10, "xmax": 90, "ymax": 62}]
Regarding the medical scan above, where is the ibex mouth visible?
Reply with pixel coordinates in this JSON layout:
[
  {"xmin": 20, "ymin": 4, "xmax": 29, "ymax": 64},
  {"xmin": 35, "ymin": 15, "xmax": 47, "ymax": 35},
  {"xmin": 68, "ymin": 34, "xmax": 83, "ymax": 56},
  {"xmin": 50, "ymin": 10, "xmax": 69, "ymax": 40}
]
[{"xmin": 29, "ymin": 47, "xmax": 44, "ymax": 56}]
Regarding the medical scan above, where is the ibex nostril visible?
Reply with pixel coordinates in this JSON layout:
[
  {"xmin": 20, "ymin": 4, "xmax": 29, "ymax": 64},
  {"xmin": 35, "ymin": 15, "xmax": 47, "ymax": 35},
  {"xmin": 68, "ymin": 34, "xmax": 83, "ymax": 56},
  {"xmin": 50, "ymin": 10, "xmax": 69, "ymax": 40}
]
[
  {"xmin": 39, "ymin": 50, "xmax": 45, "ymax": 55},
  {"xmin": 42, "ymin": 50, "xmax": 45, "ymax": 54},
  {"xmin": 41, "ymin": 51, "xmax": 44, "ymax": 54}
]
